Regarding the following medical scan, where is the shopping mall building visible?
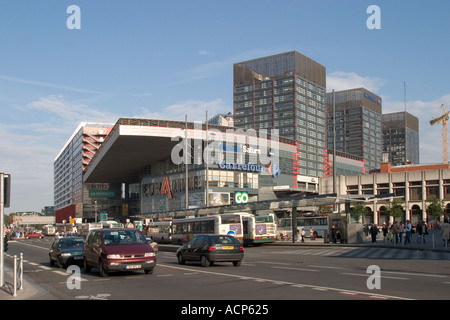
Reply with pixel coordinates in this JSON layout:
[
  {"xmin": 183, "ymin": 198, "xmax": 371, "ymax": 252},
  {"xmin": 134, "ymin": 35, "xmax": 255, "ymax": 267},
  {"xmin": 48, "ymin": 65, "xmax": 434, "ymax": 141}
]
[{"xmin": 54, "ymin": 118, "xmax": 309, "ymax": 223}]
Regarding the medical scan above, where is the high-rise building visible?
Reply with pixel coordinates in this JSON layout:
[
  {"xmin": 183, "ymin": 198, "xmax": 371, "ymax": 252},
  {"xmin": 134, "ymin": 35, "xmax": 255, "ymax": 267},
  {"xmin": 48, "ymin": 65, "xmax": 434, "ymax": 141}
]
[
  {"xmin": 233, "ymin": 51, "xmax": 327, "ymax": 177},
  {"xmin": 382, "ymin": 111, "xmax": 419, "ymax": 166},
  {"xmin": 54, "ymin": 122, "xmax": 114, "ymax": 223},
  {"xmin": 326, "ymin": 88, "xmax": 382, "ymax": 172}
]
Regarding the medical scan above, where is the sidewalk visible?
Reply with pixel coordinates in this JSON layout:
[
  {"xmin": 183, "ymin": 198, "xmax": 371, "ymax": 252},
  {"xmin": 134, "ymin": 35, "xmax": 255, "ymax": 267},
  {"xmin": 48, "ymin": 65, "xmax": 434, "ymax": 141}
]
[
  {"xmin": 0, "ymin": 260, "xmax": 47, "ymax": 300},
  {"xmin": 272, "ymin": 229, "xmax": 450, "ymax": 252}
]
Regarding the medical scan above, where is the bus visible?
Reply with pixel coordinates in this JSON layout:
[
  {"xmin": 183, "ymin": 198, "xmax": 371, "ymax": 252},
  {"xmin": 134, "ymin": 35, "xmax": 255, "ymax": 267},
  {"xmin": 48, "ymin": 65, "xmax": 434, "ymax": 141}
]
[
  {"xmin": 278, "ymin": 216, "xmax": 329, "ymax": 240},
  {"xmin": 231, "ymin": 213, "xmax": 276, "ymax": 246},
  {"xmin": 171, "ymin": 214, "xmax": 243, "ymax": 245},
  {"xmin": 78, "ymin": 223, "xmax": 102, "ymax": 238},
  {"xmin": 146, "ymin": 221, "xmax": 172, "ymax": 243},
  {"xmin": 42, "ymin": 225, "xmax": 56, "ymax": 236}
]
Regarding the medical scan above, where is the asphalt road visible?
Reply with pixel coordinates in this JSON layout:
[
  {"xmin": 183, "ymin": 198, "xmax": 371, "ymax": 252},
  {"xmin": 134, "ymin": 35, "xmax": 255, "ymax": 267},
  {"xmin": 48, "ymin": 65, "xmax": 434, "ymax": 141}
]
[{"xmin": 3, "ymin": 236, "xmax": 450, "ymax": 301}]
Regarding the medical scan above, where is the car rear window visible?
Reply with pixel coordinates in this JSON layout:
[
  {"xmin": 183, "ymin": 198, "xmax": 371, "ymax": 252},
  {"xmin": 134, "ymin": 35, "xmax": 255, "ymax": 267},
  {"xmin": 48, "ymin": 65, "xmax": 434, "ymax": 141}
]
[
  {"xmin": 209, "ymin": 236, "xmax": 241, "ymax": 245},
  {"xmin": 103, "ymin": 230, "xmax": 147, "ymax": 245}
]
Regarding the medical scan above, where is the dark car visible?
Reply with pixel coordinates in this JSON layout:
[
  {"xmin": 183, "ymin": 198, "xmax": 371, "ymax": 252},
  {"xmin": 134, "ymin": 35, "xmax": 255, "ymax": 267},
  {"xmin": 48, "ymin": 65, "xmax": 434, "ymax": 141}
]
[
  {"xmin": 49, "ymin": 237, "xmax": 85, "ymax": 268},
  {"xmin": 176, "ymin": 234, "xmax": 244, "ymax": 267},
  {"xmin": 83, "ymin": 228, "xmax": 156, "ymax": 277}
]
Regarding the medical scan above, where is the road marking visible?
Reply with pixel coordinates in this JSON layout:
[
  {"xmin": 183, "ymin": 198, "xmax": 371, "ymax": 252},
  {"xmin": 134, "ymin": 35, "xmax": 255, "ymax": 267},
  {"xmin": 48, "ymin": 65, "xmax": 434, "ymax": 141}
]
[
  {"xmin": 382, "ymin": 270, "xmax": 447, "ymax": 278},
  {"xmin": 272, "ymin": 266, "xmax": 320, "ymax": 272},
  {"xmin": 39, "ymin": 265, "xmax": 52, "ymax": 270},
  {"xmin": 255, "ymin": 261, "xmax": 291, "ymax": 265},
  {"xmin": 157, "ymin": 263, "xmax": 415, "ymax": 300},
  {"xmin": 341, "ymin": 272, "xmax": 408, "ymax": 280}
]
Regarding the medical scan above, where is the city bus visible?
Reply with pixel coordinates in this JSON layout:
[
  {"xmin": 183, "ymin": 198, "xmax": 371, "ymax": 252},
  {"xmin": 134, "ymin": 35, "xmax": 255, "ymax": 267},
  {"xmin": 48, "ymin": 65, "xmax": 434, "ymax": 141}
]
[
  {"xmin": 171, "ymin": 214, "xmax": 243, "ymax": 245},
  {"xmin": 146, "ymin": 221, "xmax": 172, "ymax": 243},
  {"xmin": 278, "ymin": 216, "xmax": 329, "ymax": 240},
  {"xmin": 42, "ymin": 225, "xmax": 56, "ymax": 236},
  {"xmin": 231, "ymin": 213, "xmax": 276, "ymax": 246}
]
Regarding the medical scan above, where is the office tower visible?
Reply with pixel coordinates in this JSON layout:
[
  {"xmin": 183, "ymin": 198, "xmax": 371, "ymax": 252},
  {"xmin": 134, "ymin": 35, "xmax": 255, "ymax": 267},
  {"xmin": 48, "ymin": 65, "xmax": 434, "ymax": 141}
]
[
  {"xmin": 382, "ymin": 111, "xmax": 419, "ymax": 165},
  {"xmin": 326, "ymin": 88, "xmax": 382, "ymax": 172},
  {"xmin": 233, "ymin": 51, "xmax": 327, "ymax": 177}
]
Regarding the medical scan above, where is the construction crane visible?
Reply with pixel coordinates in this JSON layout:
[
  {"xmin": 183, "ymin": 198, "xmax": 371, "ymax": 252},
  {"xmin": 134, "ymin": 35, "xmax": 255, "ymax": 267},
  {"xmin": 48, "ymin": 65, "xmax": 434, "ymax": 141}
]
[{"xmin": 430, "ymin": 104, "xmax": 450, "ymax": 164}]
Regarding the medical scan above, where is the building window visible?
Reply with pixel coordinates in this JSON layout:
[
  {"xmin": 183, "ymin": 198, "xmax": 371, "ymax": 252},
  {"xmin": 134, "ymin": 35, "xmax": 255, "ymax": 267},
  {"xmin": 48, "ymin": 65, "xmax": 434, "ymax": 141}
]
[
  {"xmin": 409, "ymin": 181, "xmax": 422, "ymax": 201},
  {"xmin": 426, "ymin": 180, "xmax": 440, "ymax": 199}
]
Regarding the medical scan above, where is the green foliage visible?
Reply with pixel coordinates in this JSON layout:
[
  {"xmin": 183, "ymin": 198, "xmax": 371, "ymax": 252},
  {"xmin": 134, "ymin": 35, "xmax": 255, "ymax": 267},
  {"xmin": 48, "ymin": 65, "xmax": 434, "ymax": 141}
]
[
  {"xmin": 426, "ymin": 196, "xmax": 444, "ymax": 217},
  {"xmin": 387, "ymin": 200, "xmax": 404, "ymax": 220}
]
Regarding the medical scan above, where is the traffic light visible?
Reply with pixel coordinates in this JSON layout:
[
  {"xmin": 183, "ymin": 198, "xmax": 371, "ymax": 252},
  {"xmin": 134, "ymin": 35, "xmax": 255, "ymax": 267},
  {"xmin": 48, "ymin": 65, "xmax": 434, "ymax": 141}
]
[{"xmin": 3, "ymin": 174, "xmax": 11, "ymax": 208}]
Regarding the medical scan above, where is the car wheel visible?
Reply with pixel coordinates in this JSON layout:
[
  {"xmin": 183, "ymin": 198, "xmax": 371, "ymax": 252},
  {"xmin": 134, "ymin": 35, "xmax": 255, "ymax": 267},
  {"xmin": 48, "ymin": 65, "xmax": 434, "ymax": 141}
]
[
  {"xmin": 99, "ymin": 259, "xmax": 109, "ymax": 277},
  {"xmin": 233, "ymin": 260, "xmax": 242, "ymax": 267},
  {"xmin": 56, "ymin": 257, "xmax": 64, "ymax": 268},
  {"xmin": 144, "ymin": 268, "xmax": 154, "ymax": 274},
  {"xmin": 49, "ymin": 255, "xmax": 55, "ymax": 266},
  {"xmin": 177, "ymin": 253, "xmax": 185, "ymax": 265},
  {"xmin": 83, "ymin": 257, "xmax": 91, "ymax": 273},
  {"xmin": 201, "ymin": 255, "xmax": 210, "ymax": 267}
]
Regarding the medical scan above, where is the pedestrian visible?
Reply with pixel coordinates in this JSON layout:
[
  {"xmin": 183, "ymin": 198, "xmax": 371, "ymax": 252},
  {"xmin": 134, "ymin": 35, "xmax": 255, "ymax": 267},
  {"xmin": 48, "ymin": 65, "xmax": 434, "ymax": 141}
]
[
  {"xmin": 300, "ymin": 227, "xmax": 305, "ymax": 243},
  {"xmin": 398, "ymin": 221, "xmax": 405, "ymax": 245},
  {"xmin": 331, "ymin": 224, "xmax": 337, "ymax": 243},
  {"xmin": 310, "ymin": 227, "xmax": 314, "ymax": 240},
  {"xmin": 382, "ymin": 223, "xmax": 388, "ymax": 241},
  {"xmin": 369, "ymin": 224, "xmax": 379, "ymax": 243},
  {"xmin": 440, "ymin": 217, "xmax": 450, "ymax": 247},
  {"xmin": 405, "ymin": 220, "xmax": 412, "ymax": 245},
  {"xmin": 391, "ymin": 221, "xmax": 399, "ymax": 244},
  {"xmin": 416, "ymin": 221, "xmax": 428, "ymax": 244}
]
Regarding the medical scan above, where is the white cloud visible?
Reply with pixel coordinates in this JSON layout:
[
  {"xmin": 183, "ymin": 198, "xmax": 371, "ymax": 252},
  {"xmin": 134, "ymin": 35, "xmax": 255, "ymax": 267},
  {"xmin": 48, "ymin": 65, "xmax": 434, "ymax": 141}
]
[
  {"xmin": 25, "ymin": 95, "xmax": 118, "ymax": 124},
  {"xmin": 327, "ymin": 71, "xmax": 384, "ymax": 93},
  {"xmin": 135, "ymin": 98, "xmax": 231, "ymax": 122},
  {"xmin": 198, "ymin": 50, "xmax": 214, "ymax": 56},
  {"xmin": 383, "ymin": 94, "xmax": 450, "ymax": 164}
]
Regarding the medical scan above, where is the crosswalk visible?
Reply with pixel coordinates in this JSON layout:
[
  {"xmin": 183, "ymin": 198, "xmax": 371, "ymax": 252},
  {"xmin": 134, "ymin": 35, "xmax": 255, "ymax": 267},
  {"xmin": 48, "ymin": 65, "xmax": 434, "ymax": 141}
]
[{"xmin": 260, "ymin": 247, "xmax": 450, "ymax": 260}]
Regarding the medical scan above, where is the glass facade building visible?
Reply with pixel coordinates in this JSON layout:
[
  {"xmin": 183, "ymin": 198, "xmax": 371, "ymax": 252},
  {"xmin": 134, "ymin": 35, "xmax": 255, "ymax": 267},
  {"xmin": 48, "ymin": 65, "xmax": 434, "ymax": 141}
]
[
  {"xmin": 326, "ymin": 88, "xmax": 382, "ymax": 172},
  {"xmin": 382, "ymin": 111, "xmax": 420, "ymax": 166},
  {"xmin": 233, "ymin": 51, "xmax": 327, "ymax": 177}
]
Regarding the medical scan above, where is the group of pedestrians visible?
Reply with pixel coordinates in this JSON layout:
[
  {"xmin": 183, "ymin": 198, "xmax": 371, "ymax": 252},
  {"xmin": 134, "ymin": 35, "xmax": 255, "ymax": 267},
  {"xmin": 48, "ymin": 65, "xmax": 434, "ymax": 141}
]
[{"xmin": 374, "ymin": 218, "xmax": 450, "ymax": 247}]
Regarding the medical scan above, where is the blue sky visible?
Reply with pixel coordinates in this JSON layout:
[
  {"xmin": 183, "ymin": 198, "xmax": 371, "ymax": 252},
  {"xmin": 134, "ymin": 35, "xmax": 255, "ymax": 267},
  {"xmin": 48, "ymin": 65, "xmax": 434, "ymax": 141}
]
[{"xmin": 1, "ymin": 0, "xmax": 450, "ymax": 213}]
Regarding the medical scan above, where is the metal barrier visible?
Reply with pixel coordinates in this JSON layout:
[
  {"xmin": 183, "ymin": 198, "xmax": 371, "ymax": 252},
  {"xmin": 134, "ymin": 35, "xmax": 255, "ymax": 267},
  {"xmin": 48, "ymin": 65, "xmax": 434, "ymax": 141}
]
[{"xmin": 13, "ymin": 253, "xmax": 23, "ymax": 297}]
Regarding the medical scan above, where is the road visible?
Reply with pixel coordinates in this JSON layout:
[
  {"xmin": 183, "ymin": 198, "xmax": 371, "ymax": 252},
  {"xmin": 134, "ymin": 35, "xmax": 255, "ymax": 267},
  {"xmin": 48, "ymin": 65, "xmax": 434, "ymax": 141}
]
[{"xmin": 3, "ymin": 236, "xmax": 450, "ymax": 301}]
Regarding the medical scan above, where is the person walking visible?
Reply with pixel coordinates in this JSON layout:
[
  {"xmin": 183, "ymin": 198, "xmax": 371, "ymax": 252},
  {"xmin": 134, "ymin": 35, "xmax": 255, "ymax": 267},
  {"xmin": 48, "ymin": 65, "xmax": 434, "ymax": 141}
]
[
  {"xmin": 331, "ymin": 224, "xmax": 337, "ymax": 243},
  {"xmin": 441, "ymin": 218, "xmax": 450, "ymax": 247},
  {"xmin": 391, "ymin": 221, "xmax": 399, "ymax": 245},
  {"xmin": 398, "ymin": 221, "xmax": 405, "ymax": 245},
  {"xmin": 369, "ymin": 224, "xmax": 379, "ymax": 243},
  {"xmin": 405, "ymin": 220, "xmax": 412, "ymax": 245}
]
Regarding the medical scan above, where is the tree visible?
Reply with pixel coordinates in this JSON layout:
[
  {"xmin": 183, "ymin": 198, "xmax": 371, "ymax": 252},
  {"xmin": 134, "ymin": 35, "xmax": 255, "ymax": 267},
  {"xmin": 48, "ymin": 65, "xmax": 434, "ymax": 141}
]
[
  {"xmin": 350, "ymin": 203, "xmax": 366, "ymax": 223},
  {"xmin": 426, "ymin": 196, "xmax": 444, "ymax": 218},
  {"xmin": 387, "ymin": 200, "xmax": 404, "ymax": 222}
]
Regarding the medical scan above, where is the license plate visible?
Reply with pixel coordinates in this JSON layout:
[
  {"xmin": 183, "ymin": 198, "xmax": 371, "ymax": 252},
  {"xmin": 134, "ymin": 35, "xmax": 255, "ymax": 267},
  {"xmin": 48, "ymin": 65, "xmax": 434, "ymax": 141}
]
[
  {"xmin": 74, "ymin": 256, "xmax": 83, "ymax": 260},
  {"xmin": 126, "ymin": 265, "xmax": 141, "ymax": 269},
  {"xmin": 222, "ymin": 246, "xmax": 234, "ymax": 250}
]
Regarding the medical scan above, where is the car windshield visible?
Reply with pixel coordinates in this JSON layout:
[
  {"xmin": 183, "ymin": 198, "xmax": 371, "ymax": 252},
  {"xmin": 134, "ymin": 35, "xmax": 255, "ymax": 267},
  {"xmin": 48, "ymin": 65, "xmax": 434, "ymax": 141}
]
[
  {"xmin": 103, "ymin": 230, "xmax": 147, "ymax": 245},
  {"xmin": 209, "ymin": 236, "xmax": 241, "ymax": 245},
  {"xmin": 58, "ymin": 238, "xmax": 85, "ymax": 249}
]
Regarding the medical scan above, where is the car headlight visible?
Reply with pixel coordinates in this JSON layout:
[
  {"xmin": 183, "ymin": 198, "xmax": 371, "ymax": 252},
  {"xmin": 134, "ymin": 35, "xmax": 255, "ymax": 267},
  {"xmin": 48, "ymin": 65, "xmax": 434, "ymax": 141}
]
[
  {"xmin": 61, "ymin": 253, "xmax": 71, "ymax": 257},
  {"xmin": 144, "ymin": 252, "xmax": 155, "ymax": 257},
  {"xmin": 107, "ymin": 254, "xmax": 122, "ymax": 259}
]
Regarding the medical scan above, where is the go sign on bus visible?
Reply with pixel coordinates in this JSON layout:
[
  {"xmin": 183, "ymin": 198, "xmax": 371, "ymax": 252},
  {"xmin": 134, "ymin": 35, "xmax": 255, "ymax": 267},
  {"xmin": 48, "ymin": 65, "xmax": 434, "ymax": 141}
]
[{"xmin": 234, "ymin": 191, "xmax": 249, "ymax": 204}]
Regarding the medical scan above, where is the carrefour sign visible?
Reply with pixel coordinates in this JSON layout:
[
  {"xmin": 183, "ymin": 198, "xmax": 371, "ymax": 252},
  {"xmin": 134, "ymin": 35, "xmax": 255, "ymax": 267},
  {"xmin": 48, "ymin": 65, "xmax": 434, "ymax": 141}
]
[{"xmin": 234, "ymin": 191, "xmax": 249, "ymax": 204}]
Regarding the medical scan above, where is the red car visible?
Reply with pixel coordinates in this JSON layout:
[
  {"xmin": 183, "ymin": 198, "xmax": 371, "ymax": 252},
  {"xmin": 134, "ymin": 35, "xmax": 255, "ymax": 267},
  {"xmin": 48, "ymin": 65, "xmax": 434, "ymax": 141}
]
[
  {"xmin": 83, "ymin": 228, "xmax": 156, "ymax": 277},
  {"xmin": 25, "ymin": 232, "xmax": 44, "ymax": 239}
]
